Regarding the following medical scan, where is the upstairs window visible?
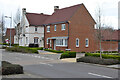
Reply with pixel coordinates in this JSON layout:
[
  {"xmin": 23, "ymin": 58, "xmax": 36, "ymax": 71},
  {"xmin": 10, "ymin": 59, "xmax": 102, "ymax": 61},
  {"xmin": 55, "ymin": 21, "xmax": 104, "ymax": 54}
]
[
  {"xmin": 85, "ymin": 38, "xmax": 89, "ymax": 47},
  {"xmin": 35, "ymin": 27, "xmax": 37, "ymax": 32},
  {"xmin": 76, "ymin": 38, "xmax": 79, "ymax": 47},
  {"xmin": 47, "ymin": 26, "xmax": 50, "ymax": 32},
  {"xmin": 61, "ymin": 24, "xmax": 66, "ymax": 30},
  {"xmin": 54, "ymin": 25, "xmax": 56, "ymax": 31}
]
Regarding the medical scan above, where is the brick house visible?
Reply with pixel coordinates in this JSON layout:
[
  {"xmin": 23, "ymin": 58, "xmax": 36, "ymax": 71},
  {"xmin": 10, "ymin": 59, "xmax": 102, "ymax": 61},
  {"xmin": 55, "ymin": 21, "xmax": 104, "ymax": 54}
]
[
  {"xmin": 44, "ymin": 4, "xmax": 96, "ymax": 52},
  {"xmin": 19, "ymin": 8, "xmax": 50, "ymax": 47},
  {"xmin": 5, "ymin": 28, "xmax": 15, "ymax": 44},
  {"xmin": 96, "ymin": 29, "xmax": 119, "ymax": 52}
]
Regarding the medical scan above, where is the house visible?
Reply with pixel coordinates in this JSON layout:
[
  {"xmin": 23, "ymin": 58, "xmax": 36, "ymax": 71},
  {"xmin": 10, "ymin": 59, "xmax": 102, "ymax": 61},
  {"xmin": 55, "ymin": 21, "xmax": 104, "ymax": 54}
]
[
  {"xmin": 44, "ymin": 4, "xmax": 96, "ymax": 52},
  {"xmin": 5, "ymin": 28, "xmax": 15, "ymax": 44},
  {"xmin": 19, "ymin": 8, "xmax": 50, "ymax": 47},
  {"xmin": 96, "ymin": 29, "xmax": 119, "ymax": 52}
]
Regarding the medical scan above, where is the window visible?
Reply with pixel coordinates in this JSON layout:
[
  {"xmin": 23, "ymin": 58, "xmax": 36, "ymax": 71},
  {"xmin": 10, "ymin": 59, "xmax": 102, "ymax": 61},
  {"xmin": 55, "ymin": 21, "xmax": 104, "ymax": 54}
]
[
  {"xmin": 61, "ymin": 24, "xmax": 66, "ymax": 30},
  {"xmin": 34, "ymin": 38, "xmax": 38, "ymax": 44},
  {"xmin": 54, "ymin": 25, "xmax": 56, "ymax": 31},
  {"xmin": 85, "ymin": 38, "xmax": 89, "ymax": 47},
  {"xmin": 56, "ymin": 39, "xmax": 67, "ymax": 46},
  {"xmin": 47, "ymin": 26, "xmax": 50, "ymax": 32},
  {"xmin": 94, "ymin": 24, "xmax": 97, "ymax": 29},
  {"xmin": 47, "ymin": 38, "xmax": 49, "ymax": 44},
  {"xmin": 35, "ymin": 27, "xmax": 37, "ymax": 31},
  {"xmin": 76, "ymin": 38, "xmax": 79, "ymax": 47}
]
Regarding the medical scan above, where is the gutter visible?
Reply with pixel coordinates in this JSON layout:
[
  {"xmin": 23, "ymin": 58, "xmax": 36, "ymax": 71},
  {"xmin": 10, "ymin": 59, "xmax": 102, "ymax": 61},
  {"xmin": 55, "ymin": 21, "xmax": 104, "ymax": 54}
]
[{"xmin": 67, "ymin": 21, "xmax": 70, "ymax": 49}]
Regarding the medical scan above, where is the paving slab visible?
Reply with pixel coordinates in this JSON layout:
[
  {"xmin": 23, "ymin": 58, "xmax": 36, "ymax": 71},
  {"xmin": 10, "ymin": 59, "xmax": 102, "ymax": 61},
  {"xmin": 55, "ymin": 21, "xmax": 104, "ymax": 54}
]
[
  {"xmin": 38, "ymin": 50, "xmax": 58, "ymax": 54},
  {"xmin": 61, "ymin": 58, "xmax": 76, "ymax": 62}
]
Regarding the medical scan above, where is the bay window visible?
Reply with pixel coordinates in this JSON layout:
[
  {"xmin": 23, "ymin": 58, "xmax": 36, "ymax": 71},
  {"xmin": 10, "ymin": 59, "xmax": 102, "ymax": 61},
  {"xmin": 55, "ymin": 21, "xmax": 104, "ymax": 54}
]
[{"xmin": 56, "ymin": 39, "xmax": 67, "ymax": 46}]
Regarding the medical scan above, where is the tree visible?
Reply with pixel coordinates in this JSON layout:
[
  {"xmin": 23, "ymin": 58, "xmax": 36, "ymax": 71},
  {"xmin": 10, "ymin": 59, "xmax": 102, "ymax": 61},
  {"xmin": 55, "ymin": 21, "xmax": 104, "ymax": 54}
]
[
  {"xmin": 0, "ymin": 14, "xmax": 5, "ymax": 43},
  {"xmin": 13, "ymin": 8, "xmax": 21, "ymax": 45},
  {"xmin": 94, "ymin": 6, "xmax": 103, "ymax": 59}
]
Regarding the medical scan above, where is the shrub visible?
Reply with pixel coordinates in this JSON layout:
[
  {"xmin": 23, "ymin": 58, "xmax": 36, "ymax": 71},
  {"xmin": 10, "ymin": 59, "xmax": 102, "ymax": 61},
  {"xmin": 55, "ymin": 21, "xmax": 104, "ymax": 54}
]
[
  {"xmin": 77, "ymin": 56, "xmax": 120, "ymax": 65},
  {"xmin": 6, "ymin": 46, "xmax": 43, "ymax": 54},
  {"xmin": 60, "ymin": 53, "xmax": 70, "ymax": 59},
  {"xmin": 44, "ymin": 49, "xmax": 64, "ymax": 53},
  {"xmin": 2, "ymin": 61, "xmax": 23, "ymax": 75},
  {"xmin": 60, "ymin": 51, "xmax": 76, "ymax": 59},
  {"xmin": 85, "ymin": 53, "xmax": 120, "ymax": 61},
  {"xmin": 29, "ymin": 43, "xmax": 39, "ymax": 47}
]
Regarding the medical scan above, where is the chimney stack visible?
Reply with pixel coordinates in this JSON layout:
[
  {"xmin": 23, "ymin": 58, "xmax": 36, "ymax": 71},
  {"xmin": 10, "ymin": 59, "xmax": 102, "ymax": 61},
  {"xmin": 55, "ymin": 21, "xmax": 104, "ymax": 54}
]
[
  {"xmin": 54, "ymin": 6, "xmax": 59, "ymax": 12},
  {"xmin": 22, "ymin": 8, "xmax": 26, "ymax": 14}
]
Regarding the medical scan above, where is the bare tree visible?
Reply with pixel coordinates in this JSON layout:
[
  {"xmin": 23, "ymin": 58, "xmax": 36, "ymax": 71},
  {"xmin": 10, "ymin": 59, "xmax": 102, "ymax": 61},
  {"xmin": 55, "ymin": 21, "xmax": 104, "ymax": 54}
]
[
  {"xmin": 14, "ymin": 8, "xmax": 21, "ymax": 45},
  {"xmin": 0, "ymin": 14, "xmax": 6, "ymax": 43},
  {"xmin": 94, "ymin": 6, "xmax": 103, "ymax": 59}
]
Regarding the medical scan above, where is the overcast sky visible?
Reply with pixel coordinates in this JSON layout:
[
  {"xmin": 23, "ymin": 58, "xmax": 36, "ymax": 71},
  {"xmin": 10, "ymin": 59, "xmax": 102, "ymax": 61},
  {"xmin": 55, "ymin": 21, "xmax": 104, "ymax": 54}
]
[{"xmin": 0, "ymin": 0, "xmax": 119, "ymax": 29}]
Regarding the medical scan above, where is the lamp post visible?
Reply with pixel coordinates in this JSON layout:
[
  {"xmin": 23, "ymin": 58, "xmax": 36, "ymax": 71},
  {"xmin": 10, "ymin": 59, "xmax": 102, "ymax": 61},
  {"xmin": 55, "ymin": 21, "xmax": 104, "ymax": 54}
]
[{"xmin": 5, "ymin": 16, "xmax": 12, "ymax": 47}]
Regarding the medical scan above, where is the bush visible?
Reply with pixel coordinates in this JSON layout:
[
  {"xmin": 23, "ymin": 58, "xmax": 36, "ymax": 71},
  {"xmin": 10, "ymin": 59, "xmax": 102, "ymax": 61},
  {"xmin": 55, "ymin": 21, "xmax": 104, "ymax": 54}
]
[
  {"xmin": 77, "ymin": 56, "xmax": 120, "ymax": 65},
  {"xmin": 96, "ymin": 51, "xmax": 118, "ymax": 53},
  {"xmin": 60, "ymin": 51, "xmax": 76, "ymax": 59},
  {"xmin": 29, "ymin": 43, "xmax": 39, "ymax": 47},
  {"xmin": 85, "ymin": 53, "xmax": 120, "ymax": 61},
  {"xmin": 44, "ymin": 49, "xmax": 64, "ymax": 53},
  {"xmin": 2, "ymin": 61, "xmax": 23, "ymax": 75},
  {"xmin": 6, "ymin": 46, "xmax": 44, "ymax": 54}
]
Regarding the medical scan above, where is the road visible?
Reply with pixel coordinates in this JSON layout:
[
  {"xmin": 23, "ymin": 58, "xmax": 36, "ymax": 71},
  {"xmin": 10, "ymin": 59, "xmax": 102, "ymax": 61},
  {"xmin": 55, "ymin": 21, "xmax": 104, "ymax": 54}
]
[{"xmin": 1, "ymin": 49, "xmax": 119, "ymax": 79}]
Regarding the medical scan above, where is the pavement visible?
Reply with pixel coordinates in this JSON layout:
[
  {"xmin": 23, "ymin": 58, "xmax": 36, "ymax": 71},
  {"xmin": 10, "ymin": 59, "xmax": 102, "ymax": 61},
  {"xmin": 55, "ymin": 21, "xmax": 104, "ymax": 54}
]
[{"xmin": 1, "ymin": 49, "xmax": 120, "ymax": 78}]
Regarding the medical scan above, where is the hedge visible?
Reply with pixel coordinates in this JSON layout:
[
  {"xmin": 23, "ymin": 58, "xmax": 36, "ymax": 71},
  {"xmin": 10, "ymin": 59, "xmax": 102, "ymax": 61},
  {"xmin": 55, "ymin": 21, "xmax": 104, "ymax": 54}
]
[
  {"xmin": 77, "ymin": 56, "xmax": 120, "ymax": 65},
  {"xmin": 85, "ymin": 53, "xmax": 120, "ymax": 61},
  {"xmin": 60, "ymin": 51, "xmax": 76, "ymax": 59},
  {"xmin": 44, "ymin": 49, "xmax": 64, "ymax": 53},
  {"xmin": 6, "ymin": 46, "xmax": 43, "ymax": 54},
  {"xmin": 2, "ymin": 61, "xmax": 23, "ymax": 75},
  {"xmin": 96, "ymin": 51, "xmax": 118, "ymax": 53}
]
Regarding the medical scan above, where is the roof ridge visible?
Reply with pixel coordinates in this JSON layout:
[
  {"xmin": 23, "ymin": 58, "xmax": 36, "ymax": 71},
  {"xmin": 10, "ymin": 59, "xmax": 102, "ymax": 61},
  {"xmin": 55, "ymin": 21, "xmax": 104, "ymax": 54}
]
[
  {"xmin": 26, "ymin": 12, "xmax": 50, "ymax": 16},
  {"xmin": 58, "ymin": 4, "xmax": 82, "ymax": 11}
]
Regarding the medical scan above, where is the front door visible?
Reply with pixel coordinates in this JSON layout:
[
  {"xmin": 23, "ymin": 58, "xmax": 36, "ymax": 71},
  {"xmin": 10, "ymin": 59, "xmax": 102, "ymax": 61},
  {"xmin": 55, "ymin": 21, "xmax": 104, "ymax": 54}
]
[{"xmin": 54, "ymin": 40, "xmax": 56, "ymax": 50}]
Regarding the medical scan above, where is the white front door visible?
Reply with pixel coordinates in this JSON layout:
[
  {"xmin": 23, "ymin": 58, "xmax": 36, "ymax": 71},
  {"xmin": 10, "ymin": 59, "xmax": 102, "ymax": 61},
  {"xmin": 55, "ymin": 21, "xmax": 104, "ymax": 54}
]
[{"xmin": 54, "ymin": 40, "xmax": 56, "ymax": 50}]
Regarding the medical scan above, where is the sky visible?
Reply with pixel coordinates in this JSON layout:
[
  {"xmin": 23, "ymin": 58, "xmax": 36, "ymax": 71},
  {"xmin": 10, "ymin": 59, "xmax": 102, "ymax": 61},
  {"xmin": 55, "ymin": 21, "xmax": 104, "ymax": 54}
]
[{"xmin": 0, "ymin": 0, "xmax": 119, "ymax": 29}]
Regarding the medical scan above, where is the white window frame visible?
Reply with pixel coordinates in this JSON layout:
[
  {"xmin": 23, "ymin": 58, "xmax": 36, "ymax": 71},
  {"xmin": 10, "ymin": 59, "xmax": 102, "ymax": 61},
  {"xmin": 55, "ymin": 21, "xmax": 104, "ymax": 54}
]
[
  {"xmin": 56, "ymin": 39, "xmax": 67, "ymax": 47},
  {"xmin": 76, "ymin": 38, "xmax": 79, "ymax": 47},
  {"xmin": 34, "ymin": 38, "xmax": 38, "ymax": 44},
  {"xmin": 85, "ymin": 38, "xmax": 89, "ymax": 47},
  {"xmin": 54, "ymin": 25, "xmax": 56, "ymax": 31},
  {"xmin": 61, "ymin": 24, "xmax": 66, "ymax": 30},
  {"xmin": 47, "ymin": 38, "xmax": 49, "ymax": 44},
  {"xmin": 47, "ymin": 26, "xmax": 50, "ymax": 32},
  {"xmin": 94, "ymin": 24, "xmax": 97, "ymax": 29}
]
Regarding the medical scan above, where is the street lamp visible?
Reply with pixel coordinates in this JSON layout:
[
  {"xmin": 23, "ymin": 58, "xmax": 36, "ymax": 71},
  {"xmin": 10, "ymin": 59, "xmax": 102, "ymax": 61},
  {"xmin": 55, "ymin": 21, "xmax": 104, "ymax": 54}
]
[{"xmin": 5, "ymin": 16, "xmax": 12, "ymax": 47}]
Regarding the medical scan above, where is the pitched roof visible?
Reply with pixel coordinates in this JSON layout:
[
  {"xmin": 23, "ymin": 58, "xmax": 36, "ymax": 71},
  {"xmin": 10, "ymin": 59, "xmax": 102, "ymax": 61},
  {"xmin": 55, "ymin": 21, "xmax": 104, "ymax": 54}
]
[
  {"xmin": 44, "ymin": 4, "xmax": 82, "ymax": 25},
  {"xmin": 26, "ymin": 13, "xmax": 50, "ymax": 26}
]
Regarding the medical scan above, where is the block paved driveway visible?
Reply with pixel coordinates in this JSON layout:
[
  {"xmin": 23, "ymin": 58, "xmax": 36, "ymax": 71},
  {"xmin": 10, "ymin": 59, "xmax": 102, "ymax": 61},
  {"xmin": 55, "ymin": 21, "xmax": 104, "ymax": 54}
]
[{"xmin": 1, "ymin": 49, "xmax": 119, "ymax": 79}]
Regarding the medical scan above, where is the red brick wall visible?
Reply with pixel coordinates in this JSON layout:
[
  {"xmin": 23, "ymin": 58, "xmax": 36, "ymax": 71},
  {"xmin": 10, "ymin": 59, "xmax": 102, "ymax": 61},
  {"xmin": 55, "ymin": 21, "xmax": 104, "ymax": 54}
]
[
  {"xmin": 44, "ymin": 23, "xmax": 68, "ymax": 50},
  {"xmin": 68, "ymin": 4, "xmax": 96, "ymax": 52},
  {"xmin": 96, "ymin": 41, "xmax": 118, "ymax": 51}
]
